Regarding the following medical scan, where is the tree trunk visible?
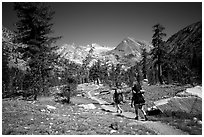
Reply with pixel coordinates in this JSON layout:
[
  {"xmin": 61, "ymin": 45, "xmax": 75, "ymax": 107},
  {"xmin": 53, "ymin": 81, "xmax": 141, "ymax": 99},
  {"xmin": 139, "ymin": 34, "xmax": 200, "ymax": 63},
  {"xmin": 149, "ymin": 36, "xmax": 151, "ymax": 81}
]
[
  {"xmin": 167, "ymin": 70, "xmax": 172, "ymax": 84},
  {"xmin": 8, "ymin": 74, "xmax": 15, "ymax": 94},
  {"xmin": 158, "ymin": 64, "xmax": 163, "ymax": 84}
]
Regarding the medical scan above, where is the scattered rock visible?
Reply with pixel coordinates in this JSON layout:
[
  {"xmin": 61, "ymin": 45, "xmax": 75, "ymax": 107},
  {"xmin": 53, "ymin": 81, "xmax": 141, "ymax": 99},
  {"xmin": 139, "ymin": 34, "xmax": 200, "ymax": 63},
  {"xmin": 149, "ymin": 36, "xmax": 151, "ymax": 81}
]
[
  {"xmin": 147, "ymin": 106, "xmax": 162, "ymax": 116},
  {"xmin": 41, "ymin": 109, "xmax": 46, "ymax": 112},
  {"xmin": 127, "ymin": 122, "xmax": 137, "ymax": 126},
  {"xmin": 119, "ymin": 120, "xmax": 123, "ymax": 123},
  {"xmin": 78, "ymin": 104, "xmax": 96, "ymax": 109},
  {"xmin": 193, "ymin": 117, "xmax": 198, "ymax": 122},
  {"xmin": 193, "ymin": 117, "xmax": 202, "ymax": 124},
  {"xmin": 94, "ymin": 93, "xmax": 99, "ymax": 95},
  {"xmin": 110, "ymin": 130, "xmax": 117, "ymax": 134},
  {"xmin": 46, "ymin": 105, "xmax": 56, "ymax": 110},
  {"xmin": 197, "ymin": 120, "xmax": 202, "ymax": 125},
  {"xmin": 110, "ymin": 122, "xmax": 119, "ymax": 130},
  {"xmin": 162, "ymin": 95, "xmax": 169, "ymax": 99}
]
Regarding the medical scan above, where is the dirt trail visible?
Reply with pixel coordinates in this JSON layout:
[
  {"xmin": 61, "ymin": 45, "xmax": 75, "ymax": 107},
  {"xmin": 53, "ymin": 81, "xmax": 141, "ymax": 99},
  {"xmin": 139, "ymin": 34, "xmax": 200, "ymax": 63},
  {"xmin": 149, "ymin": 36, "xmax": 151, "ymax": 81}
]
[{"xmin": 82, "ymin": 83, "xmax": 188, "ymax": 135}]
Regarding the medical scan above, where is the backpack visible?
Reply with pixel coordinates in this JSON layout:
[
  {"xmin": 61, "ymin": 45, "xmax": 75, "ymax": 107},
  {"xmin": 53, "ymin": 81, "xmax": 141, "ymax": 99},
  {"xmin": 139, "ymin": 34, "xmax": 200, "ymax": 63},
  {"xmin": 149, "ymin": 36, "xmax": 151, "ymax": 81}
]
[
  {"xmin": 132, "ymin": 92, "xmax": 145, "ymax": 104},
  {"xmin": 118, "ymin": 93, "xmax": 123, "ymax": 102},
  {"xmin": 113, "ymin": 91, "xmax": 123, "ymax": 104}
]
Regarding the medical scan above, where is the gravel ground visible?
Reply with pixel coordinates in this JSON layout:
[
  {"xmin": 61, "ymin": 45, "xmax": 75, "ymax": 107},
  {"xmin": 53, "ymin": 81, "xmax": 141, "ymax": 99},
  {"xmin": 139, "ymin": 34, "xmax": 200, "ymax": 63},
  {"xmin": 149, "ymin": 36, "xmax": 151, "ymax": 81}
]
[{"xmin": 2, "ymin": 96, "xmax": 156, "ymax": 135}]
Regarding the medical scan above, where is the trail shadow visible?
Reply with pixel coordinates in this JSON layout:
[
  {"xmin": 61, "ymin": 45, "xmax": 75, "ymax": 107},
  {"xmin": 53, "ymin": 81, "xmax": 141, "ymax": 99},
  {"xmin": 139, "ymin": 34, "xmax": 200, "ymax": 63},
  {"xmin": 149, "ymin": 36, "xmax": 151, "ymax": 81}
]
[
  {"xmin": 92, "ymin": 102, "xmax": 100, "ymax": 105},
  {"xmin": 102, "ymin": 103, "xmax": 113, "ymax": 105},
  {"xmin": 115, "ymin": 113, "xmax": 125, "ymax": 118},
  {"xmin": 101, "ymin": 108, "xmax": 113, "ymax": 113},
  {"xmin": 100, "ymin": 106, "xmax": 137, "ymax": 120}
]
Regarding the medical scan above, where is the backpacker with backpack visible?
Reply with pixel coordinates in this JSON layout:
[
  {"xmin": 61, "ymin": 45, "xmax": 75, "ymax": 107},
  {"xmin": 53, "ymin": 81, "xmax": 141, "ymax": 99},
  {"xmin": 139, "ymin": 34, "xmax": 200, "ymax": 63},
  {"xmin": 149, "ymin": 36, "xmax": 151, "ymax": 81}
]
[
  {"xmin": 132, "ymin": 82, "xmax": 145, "ymax": 105},
  {"xmin": 113, "ymin": 89, "xmax": 124, "ymax": 104}
]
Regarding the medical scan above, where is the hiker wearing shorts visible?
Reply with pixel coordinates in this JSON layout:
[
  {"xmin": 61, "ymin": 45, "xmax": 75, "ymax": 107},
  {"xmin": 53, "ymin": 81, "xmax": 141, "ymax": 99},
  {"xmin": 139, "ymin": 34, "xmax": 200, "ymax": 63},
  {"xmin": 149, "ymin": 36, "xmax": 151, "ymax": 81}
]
[
  {"xmin": 131, "ymin": 81, "xmax": 148, "ymax": 121},
  {"xmin": 113, "ymin": 87, "xmax": 123, "ymax": 113}
]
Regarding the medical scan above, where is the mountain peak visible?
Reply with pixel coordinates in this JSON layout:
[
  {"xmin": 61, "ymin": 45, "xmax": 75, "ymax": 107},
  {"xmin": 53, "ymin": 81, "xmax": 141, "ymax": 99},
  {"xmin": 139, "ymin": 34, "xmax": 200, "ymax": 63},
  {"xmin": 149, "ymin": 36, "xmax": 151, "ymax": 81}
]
[{"xmin": 106, "ymin": 37, "xmax": 153, "ymax": 67}]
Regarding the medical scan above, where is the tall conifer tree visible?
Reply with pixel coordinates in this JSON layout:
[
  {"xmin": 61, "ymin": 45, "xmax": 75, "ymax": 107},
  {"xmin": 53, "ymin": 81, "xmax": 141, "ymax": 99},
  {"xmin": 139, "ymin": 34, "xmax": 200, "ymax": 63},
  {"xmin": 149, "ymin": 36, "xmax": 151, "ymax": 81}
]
[
  {"xmin": 151, "ymin": 24, "xmax": 166, "ymax": 84},
  {"xmin": 14, "ymin": 2, "xmax": 61, "ymax": 99}
]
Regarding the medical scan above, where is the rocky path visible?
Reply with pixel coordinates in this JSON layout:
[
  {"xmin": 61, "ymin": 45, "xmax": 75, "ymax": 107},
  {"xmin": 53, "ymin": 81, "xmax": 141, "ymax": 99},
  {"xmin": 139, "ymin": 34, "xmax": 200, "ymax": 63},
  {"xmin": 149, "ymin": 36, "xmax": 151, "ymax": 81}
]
[{"xmin": 82, "ymin": 83, "xmax": 188, "ymax": 135}]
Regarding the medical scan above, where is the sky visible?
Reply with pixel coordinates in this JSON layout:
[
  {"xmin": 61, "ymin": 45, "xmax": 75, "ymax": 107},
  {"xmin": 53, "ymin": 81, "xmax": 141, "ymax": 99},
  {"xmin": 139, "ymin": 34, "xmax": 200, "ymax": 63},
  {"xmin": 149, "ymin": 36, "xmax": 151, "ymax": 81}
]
[{"xmin": 2, "ymin": 2, "xmax": 202, "ymax": 48}]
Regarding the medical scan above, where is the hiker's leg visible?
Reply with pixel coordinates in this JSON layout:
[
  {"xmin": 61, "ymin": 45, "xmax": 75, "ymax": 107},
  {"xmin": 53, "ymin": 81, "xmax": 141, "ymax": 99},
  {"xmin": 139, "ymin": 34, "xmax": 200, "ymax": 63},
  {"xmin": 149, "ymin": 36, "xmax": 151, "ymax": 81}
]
[
  {"xmin": 141, "ymin": 105, "xmax": 147, "ymax": 116},
  {"xmin": 134, "ymin": 104, "xmax": 139, "ymax": 119},
  {"xmin": 141, "ymin": 105, "xmax": 148, "ymax": 120},
  {"xmin": 116, "ymin": 103, "xmax": 119, "ymax": 112},
  {"xmin": 118, "ymin": 104, "xmax": 123, "ymax": 113}
]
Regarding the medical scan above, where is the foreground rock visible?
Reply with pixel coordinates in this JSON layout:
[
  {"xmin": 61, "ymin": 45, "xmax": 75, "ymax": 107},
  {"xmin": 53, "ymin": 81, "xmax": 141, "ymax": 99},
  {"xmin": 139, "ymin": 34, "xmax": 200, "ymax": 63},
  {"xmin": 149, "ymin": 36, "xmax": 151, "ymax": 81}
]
[{"xmin": 153, "ymin": 86, "xmax": 202, "ymax": 117}]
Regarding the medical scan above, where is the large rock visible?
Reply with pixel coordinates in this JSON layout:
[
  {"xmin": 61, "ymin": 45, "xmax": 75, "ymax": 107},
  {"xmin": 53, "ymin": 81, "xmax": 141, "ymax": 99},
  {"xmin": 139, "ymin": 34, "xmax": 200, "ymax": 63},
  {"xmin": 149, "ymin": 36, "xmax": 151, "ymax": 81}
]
[
  {"xmin": 152, "ymin": 86, "xmax": 202, "ymax": 116},
  {"xmin": 186, "ymin": 86, "xmax": 202, "ymax": 98}
]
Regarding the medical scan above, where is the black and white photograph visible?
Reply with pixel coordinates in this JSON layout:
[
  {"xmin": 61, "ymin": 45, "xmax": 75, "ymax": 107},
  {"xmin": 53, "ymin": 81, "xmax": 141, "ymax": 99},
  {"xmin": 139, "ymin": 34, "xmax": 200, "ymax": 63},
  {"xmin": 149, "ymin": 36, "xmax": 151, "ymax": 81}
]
[{"xmin": 2, "ymin": 1, "xmax": 202, "ymax": 135}]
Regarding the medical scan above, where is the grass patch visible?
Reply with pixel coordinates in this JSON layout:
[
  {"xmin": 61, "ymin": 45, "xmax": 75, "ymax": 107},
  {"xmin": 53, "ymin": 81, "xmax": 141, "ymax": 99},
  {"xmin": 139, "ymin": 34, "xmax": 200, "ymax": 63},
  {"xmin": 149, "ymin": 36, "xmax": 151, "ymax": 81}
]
[{"xmin": 2, "ymin": 95, "xmax": 156, "ymax": 135}]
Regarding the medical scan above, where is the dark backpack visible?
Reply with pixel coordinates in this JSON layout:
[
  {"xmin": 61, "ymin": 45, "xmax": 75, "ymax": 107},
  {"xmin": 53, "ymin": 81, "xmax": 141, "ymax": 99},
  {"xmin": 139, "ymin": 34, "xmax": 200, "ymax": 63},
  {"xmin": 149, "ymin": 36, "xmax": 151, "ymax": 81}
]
[
  {"xmin": 132, "ymin": 92, "xmax": 145, "ymax": 104},
  {"xmin": 113, "ymin": 92, "xmax": 123, "ymax": 103},
  {"xmin": 132, "ymin": 83, "xmax": 145, "ymax": 104},
  {"xmin": 118, "ymin": 93, "xmax": 123, "ymax": 102}
]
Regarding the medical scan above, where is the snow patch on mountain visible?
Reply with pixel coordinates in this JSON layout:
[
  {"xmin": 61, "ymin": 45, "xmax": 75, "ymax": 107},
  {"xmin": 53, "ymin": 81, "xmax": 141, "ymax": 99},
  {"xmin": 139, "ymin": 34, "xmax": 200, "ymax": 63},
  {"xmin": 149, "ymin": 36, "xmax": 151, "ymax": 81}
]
[{"xmin": 56, "ymin": 43, "xmax": 115, "ymax": 66}]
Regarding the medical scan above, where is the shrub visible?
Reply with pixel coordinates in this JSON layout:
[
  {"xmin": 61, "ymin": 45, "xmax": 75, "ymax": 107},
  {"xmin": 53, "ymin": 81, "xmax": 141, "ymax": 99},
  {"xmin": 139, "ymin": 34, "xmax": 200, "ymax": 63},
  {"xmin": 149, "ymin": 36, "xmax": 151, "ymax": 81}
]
[{"xmin": 56, "ymin": 77, "xmax": 78, "ymax": 103}]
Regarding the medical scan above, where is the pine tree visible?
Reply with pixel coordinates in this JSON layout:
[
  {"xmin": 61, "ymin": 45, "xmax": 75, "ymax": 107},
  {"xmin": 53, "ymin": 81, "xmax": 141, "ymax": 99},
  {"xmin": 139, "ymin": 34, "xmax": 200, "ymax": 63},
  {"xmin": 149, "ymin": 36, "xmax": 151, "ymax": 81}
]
[
  {"xmin": 151, "ymin": 23, "xmax": 166, "ymax": 84},
  {"xmin": 14, "ymin": 2, "xmax": 61, "ymax": 99}
]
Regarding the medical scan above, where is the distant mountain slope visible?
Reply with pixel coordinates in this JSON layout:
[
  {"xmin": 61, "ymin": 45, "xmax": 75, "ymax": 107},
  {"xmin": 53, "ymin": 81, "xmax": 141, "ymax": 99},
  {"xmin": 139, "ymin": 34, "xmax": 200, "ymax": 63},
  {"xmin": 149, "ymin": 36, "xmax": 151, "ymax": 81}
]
[
  {"xmin": 166, "ymin": 21, "xmax": 201, "ymax": 53},
  {"xmin": 165, "ymin": 21, "xmax": 202, "ymax": 82},
  {"xmin": 56, "ymin": 43, "xmax": 115, "ymax": 66},
  {"xmin": 107, "ymin": 37, "xmax": 153, "ymax": 66},
  {"xmin": 57, "ymin": 38, "xmax": 153, "ymax": 68}
]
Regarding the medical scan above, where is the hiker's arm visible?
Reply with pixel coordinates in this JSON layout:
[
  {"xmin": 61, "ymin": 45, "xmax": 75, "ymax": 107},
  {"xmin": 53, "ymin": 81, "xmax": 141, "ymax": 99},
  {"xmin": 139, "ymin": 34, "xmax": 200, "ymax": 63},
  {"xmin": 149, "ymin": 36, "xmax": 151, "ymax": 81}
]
[
  {"xmin": 122, "ymin": 94, "xmax": 125, "ymax": 103},
  {"xmin": 131, "ymin": 96, "xmax": 134, "ymax": 107},
  {"xmin": 113, "ymin": 94, "xmax": 115, "ymax": 102},
  {"xmin": 131, "ymin": 88, "xmax": 134, "ymax": 107}
]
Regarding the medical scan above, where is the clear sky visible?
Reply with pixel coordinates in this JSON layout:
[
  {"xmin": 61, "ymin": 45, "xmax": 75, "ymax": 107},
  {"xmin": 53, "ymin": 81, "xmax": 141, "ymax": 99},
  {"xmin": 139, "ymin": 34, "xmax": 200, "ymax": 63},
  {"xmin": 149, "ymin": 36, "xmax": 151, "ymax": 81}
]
[{"xmin": 2, "ymin": 2, "xmax": 202, "ymax": 47}]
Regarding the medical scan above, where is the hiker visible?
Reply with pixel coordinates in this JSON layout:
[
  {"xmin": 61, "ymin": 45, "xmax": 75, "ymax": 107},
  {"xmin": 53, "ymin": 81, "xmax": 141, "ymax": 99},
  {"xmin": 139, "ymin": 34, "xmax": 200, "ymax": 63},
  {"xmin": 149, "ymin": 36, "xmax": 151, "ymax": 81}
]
[
  {"xmin": 131, "ymin": 81, "xmax": 148, "ymax": 121},
  {"xmin": 113, "ymin": 86, "xmax": 124, "ymax": 113}
]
